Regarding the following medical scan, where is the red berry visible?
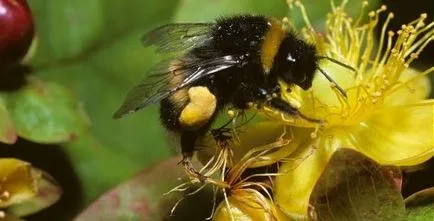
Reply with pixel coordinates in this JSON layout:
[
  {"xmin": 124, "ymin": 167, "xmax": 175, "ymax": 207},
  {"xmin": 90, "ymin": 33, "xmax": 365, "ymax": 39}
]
[{"xmin": 0, "ymin": 0, "xmax": 34, "ymax": 66}]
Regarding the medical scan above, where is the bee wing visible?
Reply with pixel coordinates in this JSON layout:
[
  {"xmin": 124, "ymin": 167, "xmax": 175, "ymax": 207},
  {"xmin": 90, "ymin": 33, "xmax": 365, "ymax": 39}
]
[
  {"xmin": 142, "ymin": 23, "xmax": 214, "ymax": 53},
  {"xmin": 113, "ymin": 55, "xmax": 246, "ymax": 119}
]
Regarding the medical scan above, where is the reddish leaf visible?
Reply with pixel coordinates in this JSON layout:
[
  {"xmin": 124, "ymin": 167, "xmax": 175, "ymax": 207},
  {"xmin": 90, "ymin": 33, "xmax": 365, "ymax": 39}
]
[
  {"xmin": 74, "ymin": 157, "xmax": 192, "ymax": 221},
  {"xmin": 309, "ymin": 148, "xmax": 405, "ymax": 221}
]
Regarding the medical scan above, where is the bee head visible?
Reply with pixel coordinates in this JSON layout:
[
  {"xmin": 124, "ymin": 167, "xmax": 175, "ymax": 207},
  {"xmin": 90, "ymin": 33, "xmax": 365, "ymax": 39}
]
[{"xmin": 271, "ymin": 34, "xmax": 318, "ymax": 90}]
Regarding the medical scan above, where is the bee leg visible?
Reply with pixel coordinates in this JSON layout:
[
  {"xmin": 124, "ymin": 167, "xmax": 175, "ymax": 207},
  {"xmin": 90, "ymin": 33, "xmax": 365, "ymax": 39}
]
[
  {"xmin": 211, "ymin": 127, "xmax": 233, "ymax": 148},
  {"xmin": 268, "ymin": 97, "xmax": 323, "ymax": 124},
  {"xmin": 180, "ymin": 132, "xmax": 207, "ymax": 182},
  {"xmin": 210, "ymin": 114, "xmax": 238, "ymax": 148},
  {"xmin": 263, "ymin": 84, "xmax": 324, "ymax": 123}
]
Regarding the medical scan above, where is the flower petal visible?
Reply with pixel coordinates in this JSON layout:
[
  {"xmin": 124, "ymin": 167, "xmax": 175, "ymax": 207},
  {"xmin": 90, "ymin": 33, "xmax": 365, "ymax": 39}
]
[
  {"xmin": 353, "ymin": 100, "xmax": 434, "ymax": 165},
  {"xmin": 384, "ymin": 68, "xmax": 432, "ymax": 106},
  {"xmin": 274, "ymin": 127, "xmax": 346, "ymax": 217},
  {"xmin": 0, "ymin": 159, "xmax": 40, "ymax": 208}
]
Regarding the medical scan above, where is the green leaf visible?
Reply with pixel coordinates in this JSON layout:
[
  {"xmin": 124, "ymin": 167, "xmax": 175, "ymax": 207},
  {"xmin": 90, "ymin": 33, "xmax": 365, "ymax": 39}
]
[
  {"xmin": 309, "ymin": 148, "xmax": 405, "ymax": 221},
  {"xmin": 6, "ymin": 78, "xmax": 90, "ymax": 143},
  {"xmin": 0, "ymin": 96, "xmax": 17, "ymax": 144},
  {"xmin": 405, "ymin": 187, "xmax": 434, "ymax": 221}
]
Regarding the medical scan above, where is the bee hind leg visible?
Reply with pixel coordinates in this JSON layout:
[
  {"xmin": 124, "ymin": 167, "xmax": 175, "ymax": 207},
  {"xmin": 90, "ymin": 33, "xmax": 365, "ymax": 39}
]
[{"xmin": 180, "ymin": 132, "xmax": 207, "ymax": 182}]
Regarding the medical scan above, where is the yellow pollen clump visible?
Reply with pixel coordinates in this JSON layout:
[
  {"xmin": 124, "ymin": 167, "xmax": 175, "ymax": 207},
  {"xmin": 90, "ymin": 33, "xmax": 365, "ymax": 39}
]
[{"xmin": 179, "ymin": 86, "xmax": 217, "ymax": 129}]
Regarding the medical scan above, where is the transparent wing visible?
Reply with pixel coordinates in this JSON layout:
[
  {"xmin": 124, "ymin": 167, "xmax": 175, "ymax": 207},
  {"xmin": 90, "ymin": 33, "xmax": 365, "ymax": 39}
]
[
  {"xmin": 113, "ymin": 55, "xmax": 246, "ymax": 119},
  {"xmin": 142, "ymin": 23, "xmax": 214, "ymax": 53}
]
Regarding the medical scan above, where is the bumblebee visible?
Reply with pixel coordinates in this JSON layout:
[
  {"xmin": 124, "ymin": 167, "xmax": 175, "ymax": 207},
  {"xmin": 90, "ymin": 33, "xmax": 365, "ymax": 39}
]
[{"xmin": 113, "ymin": 15, "xmax": 350, "ymax": 174}]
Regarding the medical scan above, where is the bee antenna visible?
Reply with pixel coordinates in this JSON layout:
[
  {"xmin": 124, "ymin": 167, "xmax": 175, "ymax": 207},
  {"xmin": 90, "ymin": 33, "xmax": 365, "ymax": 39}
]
[
  {"xmin": 317, "ymin": 67, "xmax": 347, "ymax": 98},
  {"xmin": 316, "ymin": 56, "xmax": 357, "ymax": 73}
]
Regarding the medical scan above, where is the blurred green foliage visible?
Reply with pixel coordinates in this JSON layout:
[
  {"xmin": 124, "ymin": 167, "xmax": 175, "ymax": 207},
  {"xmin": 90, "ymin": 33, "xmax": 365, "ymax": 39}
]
[{"xmin": 25, "ymin": 0, "xmax": 368, "ymax": 207}]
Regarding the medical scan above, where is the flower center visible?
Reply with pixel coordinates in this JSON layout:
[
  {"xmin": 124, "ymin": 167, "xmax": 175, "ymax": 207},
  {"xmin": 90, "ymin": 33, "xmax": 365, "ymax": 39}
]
[{"xmin": 269, "ymin": 1, "xmax": 434, "ymax": 130}]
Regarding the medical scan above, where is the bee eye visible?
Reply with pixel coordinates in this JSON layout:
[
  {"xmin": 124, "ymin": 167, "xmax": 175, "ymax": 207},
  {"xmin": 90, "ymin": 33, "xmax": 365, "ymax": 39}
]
[{"xmin": 286, "ymin": 53, "xmax": 296, "ymax": 63}]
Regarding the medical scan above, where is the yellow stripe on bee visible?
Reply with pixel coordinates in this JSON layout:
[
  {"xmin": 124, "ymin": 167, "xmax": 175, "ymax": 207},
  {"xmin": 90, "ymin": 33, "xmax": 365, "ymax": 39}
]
[
  {"xmin": 168, "ymin": 60, "xmax": 189, "ymax": 109},
  {"xmin": 261, "ymin": 18, "xmax": 287, "ymax": 74},
  {"xmin": 179, "ymin": 86, "xmax": 217, "ymax": 130}
]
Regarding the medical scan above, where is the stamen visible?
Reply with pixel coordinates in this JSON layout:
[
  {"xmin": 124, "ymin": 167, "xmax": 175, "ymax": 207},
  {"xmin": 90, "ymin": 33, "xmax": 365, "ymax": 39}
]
[
  {"xmin": 284, "ymin": 1, "xmax": 433, "ymax": 128},
  {"xmin": 373, "ymin": 13, "xmax": 394, "ymax": 72},
  {"xmin": 358, "ymin": 11, "xmax": 377, "ymax": 75},
  {"xmin": 223, "ymin": 188, "xmax": 234, "ymax": 221},
  {"xmin": 406, "ymin": 36, "xmax": 434, "ymax": 65},
  {"xmin": 294, "ymin": 1, "xmax": 313, "ymax": 30},
  {"xmin": 339, "ymin": 0, "xmax": 349, "ymax": 9},
  {"xmin": 206, "ymin": 186, "xmax": 219, "ymax": 220},
  {"xmin": 330, "ymin": 0, "xmax": 336, "ymax": 12},
  {"xmin": 238, "ymin": 173, "xmax": 281, "ymax": 187},
  {"xmin": 343, "ymin": 19, "xmax": 357, "ymax": 64},
  {"xmin": 378, "ymin": 31, "xmax": 395, "ymax": 68},
  {"xmin": 405, "ymin": 21, "xmax": 434, "ymax": 57},
  {"xmin": 354, "ymin": 1, "xmax": 369, "ymax": 27},
  {"xmin": 354, "ymin": 28, "xmax": 367, "ymax": 79},
  {"xmin": 235, "ymin": 182, "xmax": 273, "ymax": 201}
]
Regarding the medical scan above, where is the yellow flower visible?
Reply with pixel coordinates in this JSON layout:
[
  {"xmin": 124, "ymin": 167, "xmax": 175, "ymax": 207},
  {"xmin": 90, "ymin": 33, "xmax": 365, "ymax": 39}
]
[
  {"xmin": 213, "ymin": 191, "xmax": 290, "ymax": 221},
  {"xmin": 0, "ymin": 158, "xmax": 61, "ymax": 218},
  {"xmin": 198, "ymin": 0, "xmax": 434, "ymax": 219},
  {"xmin": 0, "ymin": 159, "xmax": 39, "ymax": 208},
  {"xmin": 270, "ymin": 1, "xmax": 433, "ymax": 217}
]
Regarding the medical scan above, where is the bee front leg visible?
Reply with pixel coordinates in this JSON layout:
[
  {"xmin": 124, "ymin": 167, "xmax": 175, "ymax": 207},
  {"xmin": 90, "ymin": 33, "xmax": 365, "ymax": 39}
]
[
  {"xmin": 261, "ymin": 84, "xmax": 323, "ymax": 124},
  {"xmin": 267, "ymin": 97, "xmax": 323, "ymax": 124}
]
